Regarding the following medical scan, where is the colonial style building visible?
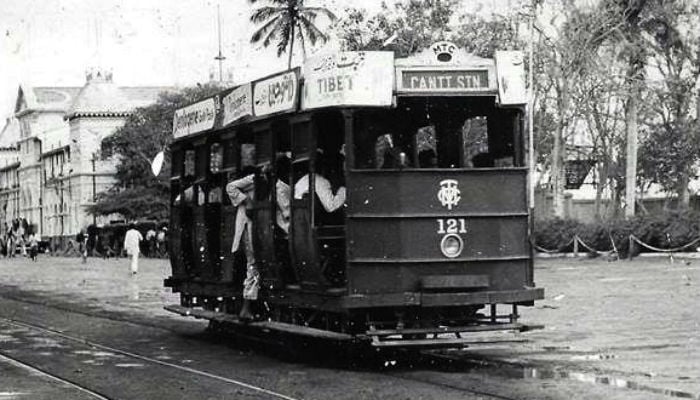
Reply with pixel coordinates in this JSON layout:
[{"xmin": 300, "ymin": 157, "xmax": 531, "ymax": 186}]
[{"xmin": 0, "ymin": 70, "xmax": 170, "ymax": 243}]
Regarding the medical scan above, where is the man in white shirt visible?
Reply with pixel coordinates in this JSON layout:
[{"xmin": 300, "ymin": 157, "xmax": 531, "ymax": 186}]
[
  {"xmin": 123, "ymin": 224, "xmax": 143, "ymax": 275},
  {"xmin": 226, "ymin": 171, "xmax": 257, "ymax": 320},
  {"xmin": 294, "ymin": 173, "xmax": 346, "ymax": 212}
]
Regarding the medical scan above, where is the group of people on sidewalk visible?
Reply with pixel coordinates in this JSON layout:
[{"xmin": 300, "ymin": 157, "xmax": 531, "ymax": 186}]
[{"xmin": 1, "ymin": 218, "xmax": 40, "ymax": 261}]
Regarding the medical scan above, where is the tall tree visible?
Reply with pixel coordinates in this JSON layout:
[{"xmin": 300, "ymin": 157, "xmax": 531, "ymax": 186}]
[
  {"xmin": 88, "ymin": 84, "xmax": 222, "ymax": 221},
  {"xmin": 250, "ymin": 0, "xmax": 336, "ymax": 68},
  {"xmin": 638, "ymin": 0, "xmax": 700, "ymax": 208}
]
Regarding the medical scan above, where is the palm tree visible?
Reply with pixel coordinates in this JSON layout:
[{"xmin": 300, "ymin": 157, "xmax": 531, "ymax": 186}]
[{"xmin": 249, "ymin": 0, "xmax": 337, "ymax": 69}]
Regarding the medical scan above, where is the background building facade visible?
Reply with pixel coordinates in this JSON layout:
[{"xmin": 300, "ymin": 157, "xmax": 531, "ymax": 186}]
[{"xmin": 0, "ymin": 71, "xmax": 169, "ymax": 242}]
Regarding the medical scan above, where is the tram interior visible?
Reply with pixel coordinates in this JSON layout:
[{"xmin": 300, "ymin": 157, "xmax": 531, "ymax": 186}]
[{"xmin": 352, "ymin": 97, "xmax": 522, "ymax": 170}]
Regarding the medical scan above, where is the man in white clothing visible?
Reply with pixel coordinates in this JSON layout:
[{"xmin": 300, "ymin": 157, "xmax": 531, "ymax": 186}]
[
  {"xmin": 226, "ymin": 171, "xmax": 258, "ymax": 320},
  {"xmin": 123, "ymin": 224, "xmax": 143, "ymax": 275},
  {"xmin": 294, "ymin": 173, "xmax": 346, "ymax": 212},
  {"xmin": 294, "ymin": 150, "xmax": 346, "ymax": 213}
]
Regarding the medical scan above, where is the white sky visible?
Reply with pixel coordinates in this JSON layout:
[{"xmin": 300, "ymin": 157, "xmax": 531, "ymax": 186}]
[{"xmin": 0, "ymin": 0, "xmax": 517, "ymax": 120}]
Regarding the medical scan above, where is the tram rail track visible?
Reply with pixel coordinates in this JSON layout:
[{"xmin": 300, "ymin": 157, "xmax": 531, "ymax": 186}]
[
  {"xmin": 0, "ymin": 351, "xmax": 111, "ymax": 400},
  {"xmin": 0, "ymin": 316, "xmax": 302, "ymax": 400},
  {"xmin": 0, "ymin": 296, "xmax": 521, "ymax": 400}
]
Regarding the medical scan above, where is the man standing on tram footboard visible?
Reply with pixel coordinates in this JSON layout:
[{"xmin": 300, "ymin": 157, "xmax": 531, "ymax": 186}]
[{"xmin": 226, "ymin": 168, "xmax": 258, "ymax": 321}]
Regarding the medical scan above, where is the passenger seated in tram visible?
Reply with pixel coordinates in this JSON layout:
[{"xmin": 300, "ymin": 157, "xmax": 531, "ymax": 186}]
[
  {"xmin": 294, "ymin": 150, "xmax": 346, "ymax": 214},
  {"xmin": 376, "ymin": 133, "xmax": 409, "ymax": 169},
  {"xmin": 225, "ymin": 166, "xmax": 258, "ymax": 321}
]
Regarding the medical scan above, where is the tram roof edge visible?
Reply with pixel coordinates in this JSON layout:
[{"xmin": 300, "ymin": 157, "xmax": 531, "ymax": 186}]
[{"xmin": 170, "ymin": 44, "xmax": 527, "ymax": 140}]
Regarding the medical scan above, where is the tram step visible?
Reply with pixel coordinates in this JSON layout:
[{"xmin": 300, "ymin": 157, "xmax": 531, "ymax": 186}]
[
  {"xmin": 366, "ymin": 322, "xmax": 527, "ymax": 337},
  {"xmin": 369, "ymin": 337, "xmax": 528, "ymax": 348},
  {"xmin": 164, "ymin": 304, "xmax": 353, "ymax": 341}
]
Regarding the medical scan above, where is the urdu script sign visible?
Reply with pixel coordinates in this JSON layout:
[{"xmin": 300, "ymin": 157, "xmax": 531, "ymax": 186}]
[{"xmin": 252, "ymin": 69, "xmax": 299, "ymax": 117}]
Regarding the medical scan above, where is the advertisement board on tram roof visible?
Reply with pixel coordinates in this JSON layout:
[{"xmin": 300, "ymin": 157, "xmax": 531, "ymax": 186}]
[
  {"xmin": 172, "ymin": 97, "xmax": 217, "ymax": 139},
  {"xmin": 252, "ymin": 68, "xmax": 300, "ymax": 117},
  {"xmin": 301, "ymin": 51, "xmax": 394, "ymax": 110},
  {"xmin": 221, "ymin": 83, "xmax": 253, "ymax": 126}
]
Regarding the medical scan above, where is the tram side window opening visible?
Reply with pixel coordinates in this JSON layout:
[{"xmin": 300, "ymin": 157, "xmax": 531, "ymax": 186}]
[{"xmin": 352, "ymin": 97, "xmax": 521, "ymax": 169}]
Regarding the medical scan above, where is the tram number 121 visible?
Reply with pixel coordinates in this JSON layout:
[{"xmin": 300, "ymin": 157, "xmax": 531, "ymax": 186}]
[{"xmin": 436, "ymin": 218, "xmax": 467, "ymax": 234}]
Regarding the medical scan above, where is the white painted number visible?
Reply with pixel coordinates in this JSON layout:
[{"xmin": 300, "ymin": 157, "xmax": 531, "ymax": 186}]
[{"xmin": 437, "ymin": 218, "xmax": 467, "ymax": 234}]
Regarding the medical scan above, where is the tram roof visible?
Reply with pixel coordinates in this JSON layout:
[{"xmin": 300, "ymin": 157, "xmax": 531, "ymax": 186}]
[{"xmin": 172, "ymin": 42, "xmax": 527, "ymax": 141}]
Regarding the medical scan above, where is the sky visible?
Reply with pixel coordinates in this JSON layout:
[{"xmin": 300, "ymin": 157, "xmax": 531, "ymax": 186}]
[{"xmin": 0, "ymin": 0, "xmax": 517, "ymax": 120}]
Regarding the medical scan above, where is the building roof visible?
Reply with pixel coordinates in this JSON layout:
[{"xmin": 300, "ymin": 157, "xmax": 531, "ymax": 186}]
[
  {"xmin": 65, "ymin": 72, "xmax": 170, "ymax": 119},
  {"xmin": 15, "ymin": 86, "xmax": 82, "ymax": 115},
  {"xmin": 0, "ymin": 117, "xmax": 20, "ymax": 148}
]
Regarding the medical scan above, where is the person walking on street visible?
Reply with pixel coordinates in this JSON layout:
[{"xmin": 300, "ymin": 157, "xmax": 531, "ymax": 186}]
[
  {"xmin": 124, "ymin": 224, "xmax": 143, "ymax": 275},
  {"xmin": 77, "ymin": 229, "xmax": 88, "ymax": 263},
  {"xmin": 28, "ymin": 233, "xmax": 39, "ymax": 261}
]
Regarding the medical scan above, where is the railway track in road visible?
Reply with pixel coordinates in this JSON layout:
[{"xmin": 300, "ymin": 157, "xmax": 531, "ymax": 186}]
[
  {"xmin": 0, "ymin": 316, "xmax": 302, "ymax": 400},
  {"xmin": 0, "ymin": 308, "xmax": 521, "ymax": 400},
  {"xmin": 0, "ymin": 351, "xmax": 110, "ymax": 400}
]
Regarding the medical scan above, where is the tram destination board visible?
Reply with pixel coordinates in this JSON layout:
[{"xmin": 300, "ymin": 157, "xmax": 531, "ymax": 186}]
[{"xmin": 399, "ymin": 69, "xmax": 490, "ymax": 92}]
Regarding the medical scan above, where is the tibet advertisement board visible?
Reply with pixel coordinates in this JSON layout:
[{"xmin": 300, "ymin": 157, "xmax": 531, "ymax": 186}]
[
  {"xmin": 222, "ymin": 83, "xmax": 253, "ymax": 126},
  {"xmin": 172, "ymin": 97, "xmax": 217, "ymax": 139},
  {"xmin": 252, "ymin": 69, "xmax": 299, "ymax": 117},
  {"xmin": 301, "ymin": 51, "xmax": 394, "ymax": 110}
]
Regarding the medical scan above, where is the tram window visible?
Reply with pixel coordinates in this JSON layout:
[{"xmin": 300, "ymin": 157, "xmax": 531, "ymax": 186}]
[
  {"xmin": 223, "ymin": 139, "xmax": 237, "ymax": 171},
  {"xmin": 255, "ymin": 126, "xmax": 273, "ymax": 165},
  {"xmin": 463, "ymin": 116, "xmax": 489, "ymax": 167},
  {"xmin": 195, "ymin": 145, "xmax": 207, "ymax": 178},
  {"xmin": 353, "ymin": 109, "xmax": 414, "ymax": 169},
  {"xmin": 352, "ymin": 98, "xmax": 517, "ymax": 169},
  {"xmin": 208, "ymin": 187, "xmax": 222, "ymax": 203},
  {"xmin": 184, "ymin": 150, "xmax": 195, "ymax": 177},
  {"xmin": 209, "ymin": 143, "xmax": 223, "ymax": 173},
  {"xmin": 241, "ymin": 143, "xmax": 256, "ymax": 169},
  {"xmin": 292, "ymin": 120, "xmax": 312, "ymax": 158},
  {"xmin": 171, "ymin": 148, "xmax": 184, "ymax": 179}
]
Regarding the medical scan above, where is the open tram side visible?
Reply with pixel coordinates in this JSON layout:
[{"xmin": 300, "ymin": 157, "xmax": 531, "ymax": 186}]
[{"xmin": 164, "ymin": 44, "xmax": 544, "ymax": 349}]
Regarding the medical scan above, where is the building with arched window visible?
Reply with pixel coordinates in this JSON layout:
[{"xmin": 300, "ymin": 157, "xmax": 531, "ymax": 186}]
[{"xmin": 0, "ymin": 70, "xmax": 170, "ymax": 244}]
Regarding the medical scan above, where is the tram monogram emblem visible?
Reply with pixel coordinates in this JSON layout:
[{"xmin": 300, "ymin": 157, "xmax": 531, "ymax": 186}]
[{"xmin": 437, "ymin": 179, "xmax": 461, "ymax": 210}]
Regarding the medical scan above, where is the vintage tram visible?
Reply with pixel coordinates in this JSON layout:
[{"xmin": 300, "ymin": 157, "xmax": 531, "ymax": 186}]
[{"xmin": 164, "ymin": 43, "xmax": 544, "ymax": 348}]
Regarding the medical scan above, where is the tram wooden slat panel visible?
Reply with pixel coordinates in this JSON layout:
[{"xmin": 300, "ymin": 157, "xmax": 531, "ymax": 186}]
[
  {"xmin": 420, "ymin": 288, "xmax": 545, "ymax": 307},
  {"xmin": 368, "ymin": 323, "xmax": 523, "ymax": 336},
  {"xmin": 421, "ymin": 274, "xmax": 489, "ymax": 289},
  {"xmin": 347, "ymin": 260, "xmax": 528, "ymax": 294}
]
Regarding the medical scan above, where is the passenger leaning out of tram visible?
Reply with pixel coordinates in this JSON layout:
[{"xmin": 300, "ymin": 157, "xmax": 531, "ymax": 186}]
[
  {"xmin": 226, "ymin": 167, "xmax": 258, "ymax": 321},
  {"xmin": 294, "ymin": 149, "xmax": 346, "ymax": 213}
]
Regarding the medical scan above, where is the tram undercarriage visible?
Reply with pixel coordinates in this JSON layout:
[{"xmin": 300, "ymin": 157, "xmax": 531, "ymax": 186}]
[{"xmin": 164, "ymin": 278, "xmax": 543, "ymax": 348}]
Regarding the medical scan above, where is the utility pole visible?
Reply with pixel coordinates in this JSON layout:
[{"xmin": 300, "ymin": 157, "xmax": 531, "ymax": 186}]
[
  {"xmin": 214, "ymin": 4, "xmax": 226, "ymax": 82},
  {"xmin": 528, "ymin": 1, "xmax": 536, "ymax": 212},
  {"xmin": 91, "ymin": 153, "xmax": 96, "ymax": 225}
]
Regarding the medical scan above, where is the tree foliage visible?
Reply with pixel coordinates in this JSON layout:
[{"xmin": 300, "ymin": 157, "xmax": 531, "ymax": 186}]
[
  {"xmin": 88, "ymin": 84, "xmax": 222, "ymax": 221},
  {"xmin": 250, "ymin": 0, "xmax": 336, "ymax": 68}
]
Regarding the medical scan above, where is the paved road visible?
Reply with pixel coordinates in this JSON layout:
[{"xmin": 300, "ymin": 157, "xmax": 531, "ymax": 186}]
[{"xmin": 0, "ymin": 255, "xmax": 697, "ymax": 399}]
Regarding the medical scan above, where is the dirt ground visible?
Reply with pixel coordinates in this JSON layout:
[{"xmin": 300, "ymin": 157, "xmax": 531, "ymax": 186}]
[
  {"xmin": 0, "ymin": 254, "xmax": 698, "ymax": 398},
  {"xmin": 481, "ymin": 256, "xmax": 700, "ymax": 398}
]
